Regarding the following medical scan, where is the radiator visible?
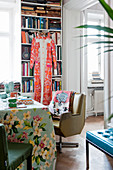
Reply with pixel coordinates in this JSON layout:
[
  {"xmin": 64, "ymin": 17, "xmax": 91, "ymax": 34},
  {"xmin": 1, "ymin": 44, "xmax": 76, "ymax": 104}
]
[{"xmin": 94, "ymin": 90, "xmax": 104, "ymax": 113}]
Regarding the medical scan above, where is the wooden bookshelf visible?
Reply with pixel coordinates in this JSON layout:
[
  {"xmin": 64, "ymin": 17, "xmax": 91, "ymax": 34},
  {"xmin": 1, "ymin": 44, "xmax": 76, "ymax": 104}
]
[{"xmin": 21, "ymin": 0, "xmax": 63, "ymax": 96}]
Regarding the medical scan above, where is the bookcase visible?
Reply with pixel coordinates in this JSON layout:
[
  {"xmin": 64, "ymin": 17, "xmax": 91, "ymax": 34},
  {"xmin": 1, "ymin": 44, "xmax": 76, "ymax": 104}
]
[{"xmin": 21, "ymin": 0, "xmax": 63, "ymax": 98}]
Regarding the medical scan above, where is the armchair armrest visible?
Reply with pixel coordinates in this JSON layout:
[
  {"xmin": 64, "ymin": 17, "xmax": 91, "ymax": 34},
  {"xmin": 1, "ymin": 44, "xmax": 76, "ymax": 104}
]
[
  {"xmin": 60, "ymin": 112, "xmax": 72, "ymax": 121},
  {"xmin": 59, "ymin": 112, "xmax": 84, "ymax": 137}
]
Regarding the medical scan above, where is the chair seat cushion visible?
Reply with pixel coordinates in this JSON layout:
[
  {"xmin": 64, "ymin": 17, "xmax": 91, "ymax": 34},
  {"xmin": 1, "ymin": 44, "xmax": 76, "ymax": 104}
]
[
  {"xmin": 86, "ymin": 129, "xmax": 113, "ymax": 156},
  {"xmin": 53, "ymin": 119, "xmax": 60, "ymax": 128},
  {"xmin": 8, "ymin": 142, "xmax": 33, "ymax": 169}
]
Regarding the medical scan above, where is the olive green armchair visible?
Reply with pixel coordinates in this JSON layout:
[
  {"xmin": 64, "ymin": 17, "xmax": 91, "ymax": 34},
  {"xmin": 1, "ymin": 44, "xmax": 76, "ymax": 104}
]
[
  {"xmin": 52, "ymin": 93, "xmax": 86, "ymax": 152},
  {"xmin": 0, "ymin": 123, "xmax": 33, "ymax": 170}
]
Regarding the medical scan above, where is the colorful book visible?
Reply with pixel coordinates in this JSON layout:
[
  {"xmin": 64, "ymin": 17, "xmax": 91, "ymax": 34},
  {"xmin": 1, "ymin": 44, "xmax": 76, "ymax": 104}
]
[{"xmin": 21, "ymin": 31, "xmax": 26, "ymax": 43}]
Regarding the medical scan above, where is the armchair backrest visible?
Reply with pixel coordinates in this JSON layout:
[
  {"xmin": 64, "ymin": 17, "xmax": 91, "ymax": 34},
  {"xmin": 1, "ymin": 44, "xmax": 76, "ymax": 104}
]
[
  {"xmin": 0, "ymin": 124, "xmax": 9, "ymax": 170},
  {"xmin": 73, "ymin": 93, "xmax": 83, "ymax": 114},
  {"xmin": 59, "ymin": 93, "xmax": 86, "ymax": 137}
]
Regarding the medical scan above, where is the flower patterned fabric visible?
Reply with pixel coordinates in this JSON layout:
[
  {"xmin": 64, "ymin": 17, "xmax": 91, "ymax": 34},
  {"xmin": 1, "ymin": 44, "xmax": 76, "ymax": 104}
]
[
  {"xmin": 0, "ymin": 107, "xmax": 56, "ymax": 170},
  {"xmin": 30, "ymin": 34, "xmax": 57, "ymax": 105},
  {"xmin": 49, "ymin": 91, "xmax": 71, "ymax": 116}
]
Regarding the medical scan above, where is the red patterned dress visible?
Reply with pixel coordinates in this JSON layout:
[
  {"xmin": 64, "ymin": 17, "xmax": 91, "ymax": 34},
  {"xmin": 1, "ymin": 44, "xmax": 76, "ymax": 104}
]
[{"xmin": 30, "ymin": 34, "xmax": 57, "ymax": 105}]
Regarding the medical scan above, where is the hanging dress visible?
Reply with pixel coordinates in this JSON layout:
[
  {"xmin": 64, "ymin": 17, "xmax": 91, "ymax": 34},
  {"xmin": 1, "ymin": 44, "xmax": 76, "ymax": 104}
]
[{"xmin": 30, "ymin": 34, "xmax": 57, "ymax": 105}]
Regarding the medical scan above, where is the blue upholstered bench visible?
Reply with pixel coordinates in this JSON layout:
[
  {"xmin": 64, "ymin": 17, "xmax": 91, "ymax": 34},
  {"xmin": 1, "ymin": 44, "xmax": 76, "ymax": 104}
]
[{"xmin": 86, "ymin": 129, "xmax": 113, "ymax": 169}]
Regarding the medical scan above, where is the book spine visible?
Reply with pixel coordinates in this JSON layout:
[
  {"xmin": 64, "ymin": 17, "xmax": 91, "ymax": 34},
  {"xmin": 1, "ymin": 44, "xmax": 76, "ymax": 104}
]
[
  {"xmin": 40, "ymin": 18, "xmax": 42, "ymax": 29},
  {"xmin": 23, "ymin": 63, "xmax": 25, "ymax": 76},
  {"xmin": 28, "ymin": 62, "xmax": 30, "ymax": 76},
  {"xmin": 21, "ymin": 64, "xmax": 23, "ymax": 76},
  {"xmin": 57, "ymin": 46, "xmax": 59, "ymax": 60},
  {"xmin": 21, "ymin": 31, "xmax": 26, "ymax": 43},
  {"xmin": 24, "ymin": 81, "xmax": 26, "ymax": 92},
  {"xmin": 25, "ymin": 63, "xmax": 27, "ymax": 76},
  {"xmin": 46, "ymin": 18, "xmax": 48, "ymax": 29},
  {"xmin": 27, "ymin": 62, "xmax": 28, "ymax": 76},
  {"xmin": 38, "ymin": 18, "xmax": 40, "ymax": 29},
  {"xmin": 60, "ymin": 81, "xmax": 62, "ymax": 90}
]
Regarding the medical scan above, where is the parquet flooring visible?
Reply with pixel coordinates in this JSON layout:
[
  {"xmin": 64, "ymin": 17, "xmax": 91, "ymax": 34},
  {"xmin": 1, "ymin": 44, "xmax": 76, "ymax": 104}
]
[{"xmin": 55, "ymin": 115, "xmax": 113, "ymax": 170}]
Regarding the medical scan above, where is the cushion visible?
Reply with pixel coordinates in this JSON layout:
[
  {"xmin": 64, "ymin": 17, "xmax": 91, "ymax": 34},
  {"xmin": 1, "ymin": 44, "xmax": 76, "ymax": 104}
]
[
  {"xmin": 86, "ymin": 129, "xmax": 113, "ymax": 156},
  {"xmin": 49, "ymin": 91, "xmax": 71, "ymax": 117},
  {"xmin": 53, "ymin": 119, "xmax": 60, "ymax": 128}
]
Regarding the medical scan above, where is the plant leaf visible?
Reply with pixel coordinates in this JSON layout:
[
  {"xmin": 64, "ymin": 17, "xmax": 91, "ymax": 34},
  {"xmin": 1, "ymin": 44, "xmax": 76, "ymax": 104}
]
[
  {"xmin": 77, "ymin": 34, "xmax": 113, "ymax": 39},
  {"xmin": 97, "ymin": 45, "xmax": 113, "ymax": 49},
  {"xmin": 92, "ymin": 41, "xmax": 113, "ymax": 45},
  {"xmin": 98, "ymin": 49, "xmax": 113, "ymax": 55},
  {"xmin": 79, "ymin": 41, "xmax": 113, "ymax": 50},
  {"xmin": 108, "ymin": 114, "xmax": 113, "ymax": 121},
  {"xmin": 76, "ymin": 25, "xmax": 113, "ymax": 34},
  {"xmin": 99, "ymin": 0, "xmax": 113, "ymax": 20}
]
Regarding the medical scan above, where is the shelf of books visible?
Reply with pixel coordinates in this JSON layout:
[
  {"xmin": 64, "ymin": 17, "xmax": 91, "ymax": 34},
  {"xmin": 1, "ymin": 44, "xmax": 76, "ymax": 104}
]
[{"xmin": 21, "ymin": 0, "xmax": 62, "ymax": 96}]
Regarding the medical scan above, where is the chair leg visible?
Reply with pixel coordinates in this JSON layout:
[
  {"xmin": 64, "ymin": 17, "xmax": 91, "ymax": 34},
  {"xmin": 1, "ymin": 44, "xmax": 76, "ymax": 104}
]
[
  {"xmin": 86, "ymin": 140, "xmax": 89, "ymax": 170},
  {"xmin": 56, "ymin": 136, "xmax": 79, "ymax": 153},
  {"xmin": 61, "ymin": 142, "xmax": 79, "ymax": 147},
  {"xmin": 56, "ymin": 136, "xmax": 62, "ymax": 153},
  {"xmin": 27, "ymin": 154, "xmax": 32, "ymax": 170}
]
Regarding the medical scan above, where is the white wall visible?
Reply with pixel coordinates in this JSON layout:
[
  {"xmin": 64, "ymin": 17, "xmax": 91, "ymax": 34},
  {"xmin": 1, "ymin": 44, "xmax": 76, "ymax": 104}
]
[{"xmin": 63, "ymin": 7, "xmax": 81, "ymax": 92}]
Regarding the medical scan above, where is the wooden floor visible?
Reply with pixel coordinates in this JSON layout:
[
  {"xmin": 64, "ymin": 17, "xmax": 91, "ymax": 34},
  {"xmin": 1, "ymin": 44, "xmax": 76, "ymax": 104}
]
[{"xmin": 55, "ymin": 115, "xmax": 113, "ymax": 170}]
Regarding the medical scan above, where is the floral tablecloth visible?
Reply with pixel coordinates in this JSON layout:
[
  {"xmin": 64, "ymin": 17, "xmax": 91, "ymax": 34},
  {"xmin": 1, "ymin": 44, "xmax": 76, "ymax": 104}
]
[{"xmin": 0, "ymin": 107, "xmax": 56, "ymax": 170}]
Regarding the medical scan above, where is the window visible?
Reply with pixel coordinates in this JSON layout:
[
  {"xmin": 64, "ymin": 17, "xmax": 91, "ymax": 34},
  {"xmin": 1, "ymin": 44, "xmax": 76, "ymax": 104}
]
[
  {"xmin": 86, "ymin": 11, "xmax": 104, "ymax": 81},
  {"xmin": 0, "ymin": 10, "xmax": 12, "ymax": 82}
]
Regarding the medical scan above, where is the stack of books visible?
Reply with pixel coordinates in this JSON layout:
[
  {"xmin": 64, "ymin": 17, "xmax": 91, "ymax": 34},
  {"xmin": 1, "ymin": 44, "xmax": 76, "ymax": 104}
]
[
  {"xmin": 91, "ymin": 72, "xmax": 104, "ymax": 84},
  {"xmin": 22, "ymin": 79, "xmax": 34, "ymax": 93},
  {"xmin": 14, "ymin": 82, "xmax": 21, "ymax": 92},
  {"xmin": 52, "ymin": 79, "xmax": 62, "ymax": 91},
  {"xmin": 22, "ymin": 62, "xmax": 34, "ymax": 77},
  {"xmin": 47, "ymin": 1, "xmax": 60, "ymax": 6},
  {"xmin": 21, "ymin": 31, "xmax": 33, "ymax": 43}
]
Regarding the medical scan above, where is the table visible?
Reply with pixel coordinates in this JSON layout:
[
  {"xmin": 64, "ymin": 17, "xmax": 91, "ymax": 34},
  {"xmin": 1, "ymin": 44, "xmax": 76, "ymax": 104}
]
[
  {"xmin": 0, "ymin": 101, "xmax": 56, "ymax": 170},
  {"xmin": 86, "ymin": 129, "xmax": 113, "ymax": 170}
]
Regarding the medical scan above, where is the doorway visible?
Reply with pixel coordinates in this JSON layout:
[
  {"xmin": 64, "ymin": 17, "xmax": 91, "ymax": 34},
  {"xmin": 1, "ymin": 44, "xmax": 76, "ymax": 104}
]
[{"xmin": 81, "ymin": 3, "xmax": 105, "ymax": 117}]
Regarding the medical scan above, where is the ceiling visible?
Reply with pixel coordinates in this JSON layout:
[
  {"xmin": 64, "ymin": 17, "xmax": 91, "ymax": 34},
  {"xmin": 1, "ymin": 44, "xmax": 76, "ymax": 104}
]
[{"xmin": 63, "ymin": 0, "xmax": 99, "ymax": 10}]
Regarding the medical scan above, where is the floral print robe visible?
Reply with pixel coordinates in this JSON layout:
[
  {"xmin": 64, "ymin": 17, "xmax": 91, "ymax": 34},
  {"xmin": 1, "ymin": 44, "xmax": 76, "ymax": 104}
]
[{"xmin": 30, "ymin": 34, "xmax": 57, "ymax": 105}]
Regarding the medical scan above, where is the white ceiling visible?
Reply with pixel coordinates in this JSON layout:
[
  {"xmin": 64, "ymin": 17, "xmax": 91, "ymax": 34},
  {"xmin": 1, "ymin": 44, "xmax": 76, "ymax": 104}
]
[{"xmin": 63, "ymin": 0, "xmax": 99, "ymax": 10}]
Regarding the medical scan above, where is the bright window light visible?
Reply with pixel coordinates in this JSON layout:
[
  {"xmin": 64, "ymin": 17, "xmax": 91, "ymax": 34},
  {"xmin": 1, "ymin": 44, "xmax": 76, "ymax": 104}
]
[
  {"xmin": 0, "ymin": 9, "xmax": 12, "ymax": 82},
  {"xmin": 0, "ymin": 36, "xmax": 10, "ymax": 82},
  {"xmin": 86, "ymin": 11, "xmax": 104, "ymax": 81}
]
